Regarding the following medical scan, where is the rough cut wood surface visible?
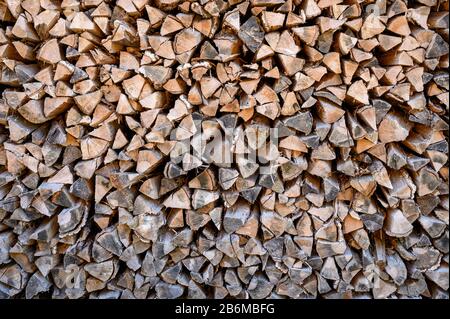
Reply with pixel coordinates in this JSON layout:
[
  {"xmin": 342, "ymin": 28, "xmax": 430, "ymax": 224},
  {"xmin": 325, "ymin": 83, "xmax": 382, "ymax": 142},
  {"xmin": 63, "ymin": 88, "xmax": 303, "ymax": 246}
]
[{"xmin": 0, "ymin": 0, "xmax": 449, "ymax": 299}]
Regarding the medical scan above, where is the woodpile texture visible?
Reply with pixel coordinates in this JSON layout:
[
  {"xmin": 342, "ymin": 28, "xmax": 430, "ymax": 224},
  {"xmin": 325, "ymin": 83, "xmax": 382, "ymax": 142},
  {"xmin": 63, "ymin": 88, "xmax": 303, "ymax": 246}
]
[{"xmin": 0, "ymin": 0, "xmax": 449, "ymax": 299}]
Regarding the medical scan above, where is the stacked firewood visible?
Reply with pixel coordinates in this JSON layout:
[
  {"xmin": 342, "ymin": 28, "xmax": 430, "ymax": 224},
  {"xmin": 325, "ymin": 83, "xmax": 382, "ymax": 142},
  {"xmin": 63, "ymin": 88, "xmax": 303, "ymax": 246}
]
[{"xmin": 0, "ymin": 0, "xmax": 448, "ymax": 299}]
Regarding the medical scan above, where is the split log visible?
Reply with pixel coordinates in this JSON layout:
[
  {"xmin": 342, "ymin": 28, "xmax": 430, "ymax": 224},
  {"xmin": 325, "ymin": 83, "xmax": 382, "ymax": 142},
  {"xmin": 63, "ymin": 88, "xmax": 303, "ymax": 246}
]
[{"xmin": 0, "ymin": 0, "xmax": 448, "ymax": 301}]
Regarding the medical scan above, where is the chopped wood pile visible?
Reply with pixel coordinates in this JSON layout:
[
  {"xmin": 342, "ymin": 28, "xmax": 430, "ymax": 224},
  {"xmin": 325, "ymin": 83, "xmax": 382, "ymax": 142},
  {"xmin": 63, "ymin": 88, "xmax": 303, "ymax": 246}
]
[{"xmin": 0, "ymin": 0, "xmax": 448, "ymax": 299}]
